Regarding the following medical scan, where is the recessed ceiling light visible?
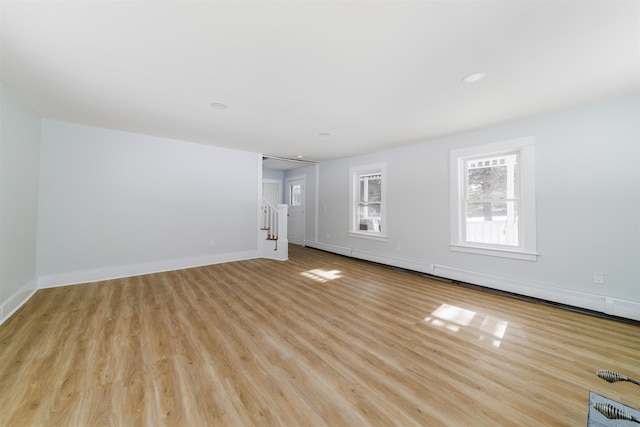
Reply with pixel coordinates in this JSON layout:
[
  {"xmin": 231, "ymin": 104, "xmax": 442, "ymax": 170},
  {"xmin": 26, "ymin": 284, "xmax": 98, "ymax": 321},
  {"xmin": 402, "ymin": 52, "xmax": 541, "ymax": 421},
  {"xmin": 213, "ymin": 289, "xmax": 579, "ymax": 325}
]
[
  {"xmin": 296, "ymin": 155, "xmax": 304, "ymax": 159},
  {"xmin": 210, "ymin": 102, "xmax": 227, "ymax": 110},
  {"xmin": 461, "ymin": 72, "xmax": 487, "ymax": 84},
  {"xmin": 319, "ymin": 132, "xmax": 331, "ymax": 137}
]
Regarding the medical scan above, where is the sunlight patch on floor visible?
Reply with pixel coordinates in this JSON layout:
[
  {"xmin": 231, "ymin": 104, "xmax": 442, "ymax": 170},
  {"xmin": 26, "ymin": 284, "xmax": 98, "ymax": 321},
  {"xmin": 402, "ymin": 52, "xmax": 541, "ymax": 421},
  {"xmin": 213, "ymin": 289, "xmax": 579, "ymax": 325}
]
[
  {"xmin": 300, "ymin": 269, "xmax": 342, "ymax": 283},
  {"xmin": 423, "ymin": 303, "xmax": 509, "ymax": 348}
]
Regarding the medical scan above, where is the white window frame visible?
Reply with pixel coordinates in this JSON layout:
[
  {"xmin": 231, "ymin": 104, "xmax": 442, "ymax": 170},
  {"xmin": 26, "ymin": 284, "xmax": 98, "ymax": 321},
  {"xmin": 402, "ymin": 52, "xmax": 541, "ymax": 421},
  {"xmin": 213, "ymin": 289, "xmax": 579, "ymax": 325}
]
[
  {"xmin": 450, "ymin": 137, "xmax": 538, "ymax": 261},
  {"xmin": 349, "ymin": 163, "xmax": 387, "ymax": 241}
]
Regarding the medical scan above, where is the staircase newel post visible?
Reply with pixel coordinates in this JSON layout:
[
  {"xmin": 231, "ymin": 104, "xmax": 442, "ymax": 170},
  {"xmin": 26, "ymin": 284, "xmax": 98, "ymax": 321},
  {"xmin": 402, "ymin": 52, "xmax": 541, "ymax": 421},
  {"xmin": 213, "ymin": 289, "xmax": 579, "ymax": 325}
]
[{"xmin": 277, "ymin": 204, "xmax": 289, "ymax": 260}]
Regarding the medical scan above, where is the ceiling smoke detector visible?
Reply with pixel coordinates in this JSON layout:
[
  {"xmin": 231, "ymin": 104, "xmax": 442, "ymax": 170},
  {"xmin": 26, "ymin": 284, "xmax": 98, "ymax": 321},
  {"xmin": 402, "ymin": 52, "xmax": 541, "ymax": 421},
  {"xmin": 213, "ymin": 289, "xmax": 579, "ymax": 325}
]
[
  {"xmin": 461, "ymin": 72, "xmax": 487, "ymax": 84},
  {"xmin": 210, "ymin": 102, "xmax": 227, "ymax": 110}
]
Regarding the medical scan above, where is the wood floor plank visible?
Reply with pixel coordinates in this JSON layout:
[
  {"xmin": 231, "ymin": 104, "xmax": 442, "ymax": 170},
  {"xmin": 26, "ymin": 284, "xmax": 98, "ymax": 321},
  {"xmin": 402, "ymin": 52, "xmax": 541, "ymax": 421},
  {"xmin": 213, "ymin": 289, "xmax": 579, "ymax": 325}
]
[{"xmin": 1, "ymin": 245, "xmax": 639, "ymax": 426}]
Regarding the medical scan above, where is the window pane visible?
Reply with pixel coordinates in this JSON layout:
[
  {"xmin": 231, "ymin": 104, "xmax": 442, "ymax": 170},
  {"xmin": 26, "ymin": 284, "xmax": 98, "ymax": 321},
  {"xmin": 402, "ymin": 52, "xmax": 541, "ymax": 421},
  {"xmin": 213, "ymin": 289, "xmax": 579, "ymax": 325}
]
[
  {"xmin": 358, "ymin": 204, "xmax": 381, "ymax": 232},
  {"xmin": 290, "ymin": 184, "xmax": 301, "ymax": 206},
  {"xmin": 465, "ymin": 201, "xmax": 518, "ymax": 246},
  {"xmin": 466, "ymin": 201, "xmax": 508, "ymax": 220},
  {"xmin": 466, "ymin": 153, "xmax": 519, "ymax": 201},
  {"xmin": 366, "ymin": 178, "xmax": 381, "ymax": 203},
  {"xmin": 467, "ymin": 166, "xmax": 507, "ymax": 200},
  {"xmin": 359, "ymin": 174, "xmax": 381, "ymax": 203}
]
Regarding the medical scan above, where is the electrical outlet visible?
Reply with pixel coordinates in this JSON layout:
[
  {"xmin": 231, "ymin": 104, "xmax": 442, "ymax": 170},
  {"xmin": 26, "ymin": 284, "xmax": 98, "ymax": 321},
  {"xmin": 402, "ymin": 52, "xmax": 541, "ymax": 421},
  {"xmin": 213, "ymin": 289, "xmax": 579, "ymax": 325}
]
[{"xmin": 593, "ymin": 273, "xmax": 605, "ymax": 284}]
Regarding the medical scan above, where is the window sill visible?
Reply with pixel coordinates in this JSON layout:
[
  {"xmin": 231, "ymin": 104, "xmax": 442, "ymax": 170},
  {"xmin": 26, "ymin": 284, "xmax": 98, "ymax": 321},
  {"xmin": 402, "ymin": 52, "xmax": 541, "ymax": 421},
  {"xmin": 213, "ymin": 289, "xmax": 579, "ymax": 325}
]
[
  {"xmin": 449, "ymin": 244, "xmax": 538, "ymax": 261},
  {"xmin": 349, "ymin": 232, "xmax": 388, "ymax": 242}
]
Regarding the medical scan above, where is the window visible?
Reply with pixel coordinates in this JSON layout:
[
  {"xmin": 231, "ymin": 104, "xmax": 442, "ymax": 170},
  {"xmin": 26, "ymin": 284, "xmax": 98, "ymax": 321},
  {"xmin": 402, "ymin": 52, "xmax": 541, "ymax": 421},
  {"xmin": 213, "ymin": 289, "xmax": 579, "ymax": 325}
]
[
  {"xmin": 289, "ymin": 183, "xmax": 302, "ymax": 206},
  {"xmin": 450, "ymin": 137, "xmax": 537, "ymax": 261},
  {"xmin": 465, "ymin": 153, "xmax": 519, "ymax": 246},
  {"xmin": 350, "ymin": 163, "xmax": 387, "ymax": 240}
]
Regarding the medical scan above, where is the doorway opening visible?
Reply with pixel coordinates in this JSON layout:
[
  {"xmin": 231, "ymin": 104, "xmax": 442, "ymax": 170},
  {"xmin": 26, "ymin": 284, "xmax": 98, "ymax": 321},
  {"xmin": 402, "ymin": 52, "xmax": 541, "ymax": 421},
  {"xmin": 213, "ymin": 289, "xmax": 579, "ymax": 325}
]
[{"xmin": 262, "ymin": 155, "xmax": 316, "ymax": 247}]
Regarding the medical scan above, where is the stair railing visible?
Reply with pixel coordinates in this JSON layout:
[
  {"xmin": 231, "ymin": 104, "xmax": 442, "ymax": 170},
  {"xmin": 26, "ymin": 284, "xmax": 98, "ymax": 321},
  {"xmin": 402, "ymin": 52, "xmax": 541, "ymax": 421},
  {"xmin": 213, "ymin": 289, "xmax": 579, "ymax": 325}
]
[{"xmin": 261, "ymin": 199, "xmax": 278, "ymax": 240}]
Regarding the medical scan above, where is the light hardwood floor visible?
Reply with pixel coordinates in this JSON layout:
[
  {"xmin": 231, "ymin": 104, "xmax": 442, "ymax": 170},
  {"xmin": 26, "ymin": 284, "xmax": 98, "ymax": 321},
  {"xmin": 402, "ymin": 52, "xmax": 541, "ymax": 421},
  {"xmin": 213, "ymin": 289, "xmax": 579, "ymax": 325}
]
[{"xmin": 1, "ymin": 245, "xmax": 639, "ymax": 426}]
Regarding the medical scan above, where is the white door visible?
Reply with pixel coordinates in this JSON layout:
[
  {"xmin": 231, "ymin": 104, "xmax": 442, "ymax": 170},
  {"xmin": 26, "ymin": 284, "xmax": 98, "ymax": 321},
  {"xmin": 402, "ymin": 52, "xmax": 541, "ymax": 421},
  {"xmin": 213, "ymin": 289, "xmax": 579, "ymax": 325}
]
[{"xmin": 286, "ymin": 176, "xmax": 305, "ymax": 245}]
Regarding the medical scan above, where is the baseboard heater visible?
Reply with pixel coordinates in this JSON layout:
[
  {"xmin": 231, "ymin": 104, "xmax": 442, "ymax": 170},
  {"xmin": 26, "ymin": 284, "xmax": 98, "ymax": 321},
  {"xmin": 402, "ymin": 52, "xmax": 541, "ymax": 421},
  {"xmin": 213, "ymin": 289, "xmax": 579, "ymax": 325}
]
[
  {"xmin": 432, "ymin": 264, "xmax": 640, "ymax": 322},
  {"xmin": 304, "ymin": 240, "xmax": 640, "ymax": 322}
]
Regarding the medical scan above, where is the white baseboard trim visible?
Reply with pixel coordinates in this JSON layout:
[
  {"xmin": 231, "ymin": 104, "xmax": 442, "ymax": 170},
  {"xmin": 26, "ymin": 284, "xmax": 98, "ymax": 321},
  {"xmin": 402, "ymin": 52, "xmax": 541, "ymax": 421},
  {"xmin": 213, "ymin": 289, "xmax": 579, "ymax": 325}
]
[
  {"xmin": 38, "ymin": 250, "xmax": 259, "ymax": 289},
  {"xmin": 303, "ymin": 241, "xmax": 640, "ymax": 322},
  {"xmin": 433, "ymin": 264, "xmax": 640, "ymax": 321},
  {"xmin": 304, "ymin": 241, "xmax": 434, "ymax": 275},
  {"xmin": 304, "ymin": 240, "xmax": 353, "ymax": 257},
  {"xmin": 304, "ymin": 240, "xmax": 433, "ymax": 274},
  {"xmin": 1, "ymin": 279, "xmax": 37, "ymax": 326},
  {"xmin": 351, "ymin": 249, "xmax": 435, "ymax": 275}
]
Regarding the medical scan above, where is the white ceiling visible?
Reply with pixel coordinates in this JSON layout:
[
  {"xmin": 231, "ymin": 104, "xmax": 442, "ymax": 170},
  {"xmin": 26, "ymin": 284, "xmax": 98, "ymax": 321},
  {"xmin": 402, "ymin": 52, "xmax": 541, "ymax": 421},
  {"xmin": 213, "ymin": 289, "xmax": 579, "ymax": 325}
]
[{"xmin": 2, "ymin": 1, "xmax": 638, "ymax": 162}]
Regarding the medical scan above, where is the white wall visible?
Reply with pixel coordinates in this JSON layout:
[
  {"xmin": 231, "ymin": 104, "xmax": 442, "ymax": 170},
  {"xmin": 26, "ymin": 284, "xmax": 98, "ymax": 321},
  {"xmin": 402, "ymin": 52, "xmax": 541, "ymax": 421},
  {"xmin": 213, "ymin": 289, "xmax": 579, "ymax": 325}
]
[
  {"xmin": 37, "ymin": 120, "xmax": 260, "ymax": 286},
  {"xmin": 312, "ymin": 93, "xmax": 640, "ymax": 317},
  {"xmin": 0, "ymin": 82, "xmax": 41, "ymax": 323},
  {"xmin": 262, "ymin": 168, "xmax": 285, "ymax": 181},
  {"xmin": 263, "ymin": 168, "xmax": 285, "ymax": 204}
]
